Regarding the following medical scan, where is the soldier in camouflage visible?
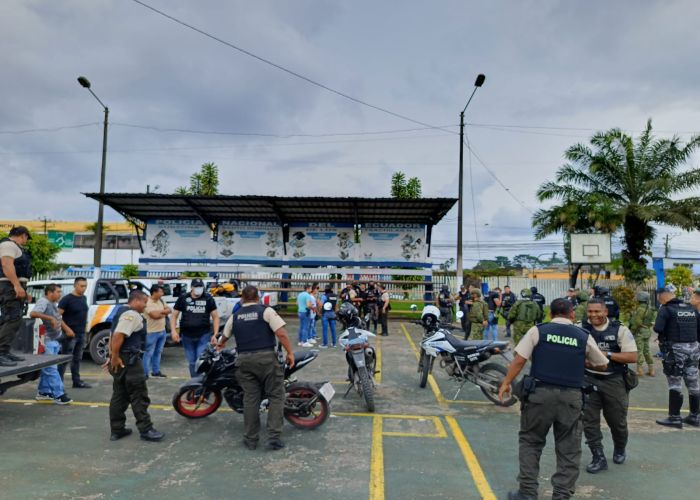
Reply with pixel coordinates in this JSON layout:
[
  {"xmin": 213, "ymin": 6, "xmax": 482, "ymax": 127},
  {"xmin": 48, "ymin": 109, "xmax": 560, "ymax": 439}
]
[
  {"xmin": 507, "ymin": 288, "xmax": 542, "ymax": 344},
  {"xmin": 574, "ymin": 290, "xmax": 590, "ymax": 324},
  {"xmin": 629, "ymin": 291, "xmax": 656, "ymax": 377},
  {"xmin": 467, "ymin": 289, "xmax": 489, "ymax": 340}
]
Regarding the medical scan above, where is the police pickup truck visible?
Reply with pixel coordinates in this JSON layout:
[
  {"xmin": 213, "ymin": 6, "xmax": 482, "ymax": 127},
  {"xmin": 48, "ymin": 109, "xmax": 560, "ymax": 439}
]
[{"xmin": 23, "ymin": 277, "xmax": 277, "ymax": 365}]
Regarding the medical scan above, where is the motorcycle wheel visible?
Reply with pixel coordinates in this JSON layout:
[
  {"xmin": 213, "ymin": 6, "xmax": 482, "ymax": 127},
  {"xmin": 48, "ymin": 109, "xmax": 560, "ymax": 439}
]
[
  {"xmin": 478, "ymin": 363, "xmax": 517, "ymax": 407},
  {"xmin": 172, "ymin": 387, "xmax": 222, "ymax": 418},
  {"xmin": 284, "ymin": 383, "xmax": 330, "ymax": 429},
  {"xmin": 358, "ymin": 366, "xmax": 375, "ymax": 412},
  {"xmin": 418, "ymin": 352, "xmax": 433, "ymax": 389}
]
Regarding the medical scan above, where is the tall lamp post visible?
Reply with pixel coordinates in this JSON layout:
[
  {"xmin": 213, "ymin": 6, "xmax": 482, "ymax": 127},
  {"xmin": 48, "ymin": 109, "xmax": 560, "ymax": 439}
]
[
  {"xmin": 77, "ymin": 76, "xmax": 109, "ymax": 281},
  {"xmin": 456, "ymin": 74, "xmax": 486, "ymax": 286}
]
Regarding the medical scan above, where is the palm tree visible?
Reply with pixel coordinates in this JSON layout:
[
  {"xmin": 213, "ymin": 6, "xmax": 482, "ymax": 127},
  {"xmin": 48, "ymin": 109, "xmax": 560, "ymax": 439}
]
[
  {"xmin": 533, "ymin": 120, "xmax": 700, "ymax": 284},
  {"xmin": 175, "ymin": 162, "xmax": 220, "ymax": 196}
]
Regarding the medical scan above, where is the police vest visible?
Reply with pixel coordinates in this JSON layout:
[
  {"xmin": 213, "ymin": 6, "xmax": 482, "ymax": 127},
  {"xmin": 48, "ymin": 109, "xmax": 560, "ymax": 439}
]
[
  {"xmin": 530, "ymin": 322, "xmax": 588, "ymax": 388},
  {"xmin": 324, "ymin": 292, "xmax": 338, "ymax": 311},
  {"xmin": 663, "ymin": 300, "xmax": 698, "ymax": 343},
  {"xmin": 603, "ymin": 297, "xmax": 620, "ymax": 319},
  {"xmin": 365, "ymin": 288, "xmax": 379, "ymax": 304},
  {"xmin": 582, "ymin": 320, "xmax": 626, "ymax": 374},
  {"xmin": 113, "ymin": 308, "xmax": 147, "ymax": 354},
  {"xmin": 232, "ymin": 304, "xmax": 276, "ymax": 353},
  {"xmin": 532, "ymin": 294, "xmax": 545, "ymax": 310},
  {"xmin": 438, "ymin": 292, "xmax": 451, "ymax": 308},
  {"xmin": 0, "ymin": 238, "xmax": 32, "ymax": 279}
]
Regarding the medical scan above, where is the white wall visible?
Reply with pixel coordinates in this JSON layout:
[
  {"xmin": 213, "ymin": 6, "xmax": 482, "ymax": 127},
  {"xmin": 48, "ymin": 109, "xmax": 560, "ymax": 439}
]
[{"xmin": 56, "ymin": 248, "xmax": 140, "ymax": 266}]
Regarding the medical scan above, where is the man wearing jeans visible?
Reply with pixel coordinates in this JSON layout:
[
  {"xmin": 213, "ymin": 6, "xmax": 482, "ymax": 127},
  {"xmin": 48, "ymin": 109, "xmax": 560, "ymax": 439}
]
[
  {"xmin": 144, "ymin": 284, "xmax": 171, "ymax": 378},
  {"xmin": 57, "ymin": 277, "xmax": 91, "ymax": 388},
  {"xmin": 171, "ymin": 279, "xmax": 219, "ymax": 377},
  {"xmin": 296, "ymin": 284, "xmax": 313, "ymax": 347},
  {"xmin": 31, "ymin": 284, "xmax": 72, "ymax": 405}
]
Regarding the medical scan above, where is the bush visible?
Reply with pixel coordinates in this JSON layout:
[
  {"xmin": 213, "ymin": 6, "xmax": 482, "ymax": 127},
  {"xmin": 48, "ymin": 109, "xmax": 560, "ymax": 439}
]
[
  {"xmin": 121, "ymin": 264, "xmax": 139, "ymax": 278},
  {"xmin": 611, "ymin": 285, "xmax": 637, "ymax": 318},
  {"xmin": 182, "ymin": 271, "xmax": 208, "ymax": 278}
]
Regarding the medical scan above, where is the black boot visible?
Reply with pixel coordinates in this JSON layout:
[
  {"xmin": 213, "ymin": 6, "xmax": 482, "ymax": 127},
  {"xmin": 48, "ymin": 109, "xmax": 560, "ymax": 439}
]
[
  {"xmin": 656, "ymin": 391, "xmax": 684, "ymax": 429},
  {"xmin": 684, "ymin": 394, "xmax": 700, "ymax": 427},
  {"xmin": 586, "ymin": 447, "xmax": 608, "ymax": 474},
  {"xmin": 613, "ymin": 448, "xmax": 626, "ymax": 464}
]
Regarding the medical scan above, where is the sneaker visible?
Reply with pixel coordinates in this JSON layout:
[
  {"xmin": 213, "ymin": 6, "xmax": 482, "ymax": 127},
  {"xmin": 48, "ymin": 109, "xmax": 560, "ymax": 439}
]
[
  {"xmin": 308, "ymin": 339, "xmax": 317, "ymax": 344},
  {"xmin": 320, "ymin": 344, "xmax": 328, "ymax": 349},
  {"xmin": 36, "ymin": 392, "xmax": 53, "ymax": 401},
  {"xmin": 0, "ymin": 354, "xmax": 17, "ymax": 367},
  {"xmin": 297, "ymin": 342, "xmax": 303, "ymax": 347},
  {"xmin": 5, "ymin": 352, "xmax": 25, "ymax": 362},
  {"xmin": 140, "ymin": 428, "xmax": 165, "ymax": 442},
  {"xmin": 72, "ymin": 381, "xmax": 91, "ymax": 389},
  {"xmin": 151, "ymin": 372, "xmax": 167, "ymax": 378},
  {"xmin": 302, "ymin": 342, "xmax": 313, "ymax": 347},
  {"xmin": 54, "ymin": 394, "xmax": 73, "ymax": 405}
]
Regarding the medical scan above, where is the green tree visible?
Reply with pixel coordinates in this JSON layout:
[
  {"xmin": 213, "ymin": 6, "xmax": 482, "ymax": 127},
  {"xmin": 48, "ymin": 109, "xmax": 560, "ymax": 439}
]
[
  {"xmin": 176, "ymin": 162, "xmax": 220, "ymax": 196},
  {"xmin": 391, "ymin": 171, "xmax": 422, "ymax": 199},
  {"xmin": 0, "ymin": 231, "xmax": 60, "ymax": 276},
  {"xmin": 666, "ymin": 266, "xmax": 693, "ymax": 291},
  {"xmin": 121, "ymin": 264, "xmax": 139, "ymax": 278},
  {"xmin": 534, "ymin": 120, "xmax": 700, "ymax": 284},
  {"xmin": 473, "ymin": 260, "xmax": 499, "ymax": 271},
  {"xmin": 85, "ymin": 223, "xmax": 111, "ymax": 234}
]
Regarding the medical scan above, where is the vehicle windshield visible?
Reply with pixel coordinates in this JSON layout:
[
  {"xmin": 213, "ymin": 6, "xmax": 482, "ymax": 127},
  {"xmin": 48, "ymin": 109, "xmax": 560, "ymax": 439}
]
[{"xmin": 26, "ymin": 283, "xmax": 75, "ymax": 303}]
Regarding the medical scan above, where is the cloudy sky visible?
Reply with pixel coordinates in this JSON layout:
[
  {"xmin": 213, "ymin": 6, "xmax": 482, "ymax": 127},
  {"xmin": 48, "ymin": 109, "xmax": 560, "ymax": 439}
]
[{"xmin": 1, "ymin": 0, "xmax": 699, "ymax": 267}]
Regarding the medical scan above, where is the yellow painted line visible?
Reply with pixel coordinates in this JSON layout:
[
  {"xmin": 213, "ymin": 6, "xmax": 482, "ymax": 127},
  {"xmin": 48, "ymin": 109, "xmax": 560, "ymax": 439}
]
[
  {"xmin": 375, "ymin": 335, "xmax": 382, "ymax": 385},
  {"xmin": 333, "ymin": 411, "xmax": 441, "ymax": 419},
  {"xmin": 382, "ymin": 415, "xmax": 448, "ymax": 439},
  {"xmin": 628, "ymin": 406, "xmax": 688, "ymax": 413},
  {"xmin": 401, "ymin": 323, "xmax": 448, "ymax": 407},
  {"xmin": 446, "ymin": 416, "xmax": 496, "ymax": 500},
  {"xmin": 369, "ymin": 416, "xmax": 385, "ymax": 500}
]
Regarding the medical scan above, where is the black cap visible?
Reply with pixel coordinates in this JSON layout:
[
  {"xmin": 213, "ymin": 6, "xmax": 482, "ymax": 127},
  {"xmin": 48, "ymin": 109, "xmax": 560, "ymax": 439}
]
[
  {"xmin": 191, "ymin": 278, "xmax": 204, "ymax": 287},
  {"xmin": 9, "ymin": 226, "xmax": 31, "ymax": 240}
]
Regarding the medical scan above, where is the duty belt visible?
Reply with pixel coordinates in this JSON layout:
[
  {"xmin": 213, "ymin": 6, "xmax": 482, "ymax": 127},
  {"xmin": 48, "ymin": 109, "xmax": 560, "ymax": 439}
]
[
  {"xmin": 237, "ymin": 347, "xmax": 275, "ymax": 355},
  {"xmin": 586, "ymin": 371, "xmax": 623, "ymax": 380},
  {"xmin": 535, "ymin": 381, "xmax": 581, "ymax": 391}
]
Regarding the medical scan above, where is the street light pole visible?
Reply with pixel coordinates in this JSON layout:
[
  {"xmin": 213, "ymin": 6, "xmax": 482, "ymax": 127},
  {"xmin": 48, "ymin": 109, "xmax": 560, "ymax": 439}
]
[
  {"xmin": 456, "ymin": 74, "xmax": 485, "ymax": 287},
  {"xmin": 77, "ymin": 76, "xmax": 108, "ymax": 281}
]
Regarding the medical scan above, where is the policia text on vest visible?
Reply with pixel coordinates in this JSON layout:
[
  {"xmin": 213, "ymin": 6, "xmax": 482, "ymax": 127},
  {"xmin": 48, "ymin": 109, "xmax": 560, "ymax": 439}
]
[{"xmin": 498, "ymin": 299, "xmax": 609, "ymax": 500}]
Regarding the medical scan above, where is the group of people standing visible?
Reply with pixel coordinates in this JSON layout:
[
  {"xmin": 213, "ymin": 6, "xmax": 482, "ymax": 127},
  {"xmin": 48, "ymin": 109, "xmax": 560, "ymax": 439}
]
[{"xmin": 296, "ymin": 280, "xmax": 391, "ymax": 348}]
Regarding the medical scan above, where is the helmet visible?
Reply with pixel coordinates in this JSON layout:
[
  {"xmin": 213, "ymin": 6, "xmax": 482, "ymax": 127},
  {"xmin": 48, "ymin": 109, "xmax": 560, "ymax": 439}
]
[
  {"xmin": 471, "ymin": 289, "xmax": 482, "ymax": 298},
  {"xmin": 577, "ymin": 290, "xmax": 590, "ymax": 301},
  {"xmin": 440, "ymin": 284, "xmax": 449, "ymax": 292},
  {"xmin": 222, "ymin": 283, "xmax": 234, "ymax": 293},
  {"xmin": 520, "ymin": 288, "xmax": 532, "ymax": 298},
  {"xmin": 636, "ymin": 291, "xmax": 650, "ymax": 302},
  {"xmin": 594, "ymin": 285, "xmax": 609, "ymax": 296},
  {"xmin": 530, "ymin": 286, "xmax": 538, "ymax": 294},
  {"xmin": 420, "ymin": 305, "xmax": 441, "ymax": 329}
]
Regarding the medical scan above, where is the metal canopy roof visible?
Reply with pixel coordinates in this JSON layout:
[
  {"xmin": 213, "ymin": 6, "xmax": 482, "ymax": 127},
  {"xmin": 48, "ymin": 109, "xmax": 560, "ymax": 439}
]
[{"xmin": 84, "ymin": 193, "xmax": 457, "ymax": 226}]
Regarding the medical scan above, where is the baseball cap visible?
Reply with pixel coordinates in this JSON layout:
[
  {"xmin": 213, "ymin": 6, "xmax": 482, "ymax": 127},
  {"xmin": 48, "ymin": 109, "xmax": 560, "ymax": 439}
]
[
  {"xmin": 660, "ymin": 284, "xmax": 677, "ymax": 294},
  {"xmin": 191, "ymin": 278, "xmax": 204, "ymax": 287},
  {"xmin": 9, "ymin": 225, "xmax": 31, "ymax": 240}
]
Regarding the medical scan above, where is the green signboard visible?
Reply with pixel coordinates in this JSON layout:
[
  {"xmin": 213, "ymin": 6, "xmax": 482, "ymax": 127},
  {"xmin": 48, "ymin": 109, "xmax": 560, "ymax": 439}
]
[{"xmin": 47, "ymin": 230, "xmax": 75, "ymax": 249}]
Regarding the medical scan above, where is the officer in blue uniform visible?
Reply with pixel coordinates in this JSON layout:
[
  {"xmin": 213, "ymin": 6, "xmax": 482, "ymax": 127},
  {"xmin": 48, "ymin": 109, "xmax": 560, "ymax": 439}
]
[
  {"xmin": 108, "ymin": 290, "xmax": 164, "ymax": 442},
  {"xmin": 0, "ymin": 226, "xmax": 32, "ymax": 366},
  {"xmin": 654, "ymin": 286, "xmax": 700, "ymax": 428},
  {"xmin": 499, "ymin": 299, "xmax": 608, "ymax": 500},
  {"xmin": 218, "ymin": 285, "xmax": 295, "ymax": 450}
]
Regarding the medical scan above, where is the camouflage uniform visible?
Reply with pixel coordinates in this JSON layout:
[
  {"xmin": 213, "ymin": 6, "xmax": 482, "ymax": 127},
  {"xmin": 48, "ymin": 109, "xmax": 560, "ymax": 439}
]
[
  {"xmin": 574, "ymin": 291, "xmax": 590, "ymax": 324},
  {"xmin": 507, "ymin": 288, "xmax": 542, "ymax": 344},
  {"xmin": 467, "ymin": 291, "xmax": 489, "ymax": 340},
  {"xmin": 629, "ymin": 297, "xmax": 656, "ymax": 375}
]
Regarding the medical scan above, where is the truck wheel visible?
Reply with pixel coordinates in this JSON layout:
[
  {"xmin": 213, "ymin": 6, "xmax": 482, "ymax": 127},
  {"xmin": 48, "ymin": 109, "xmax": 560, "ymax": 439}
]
[{"xmin": 89, "ymin": 329, "xmax": 111, "ymax": 365}]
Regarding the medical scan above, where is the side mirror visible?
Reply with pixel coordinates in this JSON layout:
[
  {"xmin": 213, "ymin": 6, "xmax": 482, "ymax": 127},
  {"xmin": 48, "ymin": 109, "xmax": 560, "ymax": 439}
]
[
  {"xmin": 456, "ymin": 311, "xmax": 464, "ymax": 319},
  {"xmin": 410, "ymin": 304, "xmax": 417, "ymax": 311}
]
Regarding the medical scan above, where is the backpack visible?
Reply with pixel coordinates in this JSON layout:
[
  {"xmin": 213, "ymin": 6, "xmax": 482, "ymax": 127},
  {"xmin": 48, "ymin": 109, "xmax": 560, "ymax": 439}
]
[{"xmin": 517, "ymin": 301, "xmax": 539, "ymax": 323}]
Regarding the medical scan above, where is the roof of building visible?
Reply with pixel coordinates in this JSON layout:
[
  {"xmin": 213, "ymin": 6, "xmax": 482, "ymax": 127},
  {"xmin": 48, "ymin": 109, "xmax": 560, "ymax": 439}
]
[{"xmin": 84, "ymin": 193, "xmax": 457, "ymax": 226}]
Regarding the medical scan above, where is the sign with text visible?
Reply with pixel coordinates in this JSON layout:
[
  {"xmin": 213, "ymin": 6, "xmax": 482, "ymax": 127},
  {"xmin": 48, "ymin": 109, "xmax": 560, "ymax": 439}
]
[{"xmin": 47, "ymin": 230, "xmax": 75, "ymax": 249}]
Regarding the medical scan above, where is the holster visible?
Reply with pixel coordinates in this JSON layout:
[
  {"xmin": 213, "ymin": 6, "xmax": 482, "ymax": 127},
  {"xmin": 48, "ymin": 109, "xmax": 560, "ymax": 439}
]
[
  {"xmin": 514, "ymin": 375, "xmax": 537, "ymax": 403},
  {"xmin": 122, "ymin": 351, "xmax": 144, "ymax": 366}
]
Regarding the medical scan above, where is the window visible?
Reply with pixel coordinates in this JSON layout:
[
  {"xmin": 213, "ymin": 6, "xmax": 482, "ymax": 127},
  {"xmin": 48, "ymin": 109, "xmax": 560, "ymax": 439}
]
[
  {"xmin": 26, "ymin": 283, "xmax": 74, "ymax": 303},
  {"xmin": 94, "ymin": 282, "xmax": 117, "ymax": 304}
]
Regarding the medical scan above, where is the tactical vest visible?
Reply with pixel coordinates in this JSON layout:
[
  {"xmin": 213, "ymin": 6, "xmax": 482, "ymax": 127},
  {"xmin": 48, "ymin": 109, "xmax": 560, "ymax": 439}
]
[
  {"xmin": 603, "ymin": 297, "xmax": 620, "ymax": 319},
  {"xmin": 438, "ymin": 291, "xmax": 451, "ymax": 308},
  {"xmin": 532, "ymin": 294, "xmax": 545, "ymax": 310},
  {"xmin": 114, "ymin": 308, "xmax": 147, "ymax": 354},
  {"xmin": 232, "ymin": 304, "xmax": 276, "ymax": 353},
  {"xmin": 0, "ymin": 238, "xmax": 32, "ymax": 279},
  {"xmin": 324, "ymin": 292, "xmax": 338, "ymax": 311},
  {"xmin": 530, "ymin": 322, "xmax": 588, "ymax": 388},
  {"xmin": 582, "ymin": 320, "xmax": 626, "ymax": 374},
  {"xmin": 663, "ymin": 301, "xmax": 698, "ymax": 343}
]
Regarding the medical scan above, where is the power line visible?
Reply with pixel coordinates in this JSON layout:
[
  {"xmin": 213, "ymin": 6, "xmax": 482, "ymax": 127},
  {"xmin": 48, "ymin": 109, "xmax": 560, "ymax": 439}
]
[
  {"xmin": 0, "ymin": 123, "xmax": 99, "ymax": 135},
  {"xmin": 130, "ymin": 0, "xmax": 458, "ymax": 134}
]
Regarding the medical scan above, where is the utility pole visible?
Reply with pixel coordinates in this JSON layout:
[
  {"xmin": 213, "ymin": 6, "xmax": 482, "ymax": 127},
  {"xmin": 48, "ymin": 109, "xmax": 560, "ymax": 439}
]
[
  {"xmin": 665, "ymin": 234, "xmax": 669, "ymax": 258},
  {"xmin": 38, "ymin": 216, "xmax": 51, "ymax": 235}
]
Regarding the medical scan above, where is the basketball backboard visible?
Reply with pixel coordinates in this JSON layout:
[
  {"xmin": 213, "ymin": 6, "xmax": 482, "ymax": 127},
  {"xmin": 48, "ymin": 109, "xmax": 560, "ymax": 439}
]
[{"xmin": 570, "ymin": 233, "xmax": 612, "ymax": 264}]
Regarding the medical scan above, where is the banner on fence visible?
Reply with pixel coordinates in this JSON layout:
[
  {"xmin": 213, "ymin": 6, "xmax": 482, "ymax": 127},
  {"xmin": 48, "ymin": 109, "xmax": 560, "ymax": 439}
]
[
  {"xmin": 217, "ymin": 221, "xmax": 284, "ymax": 262},
  {"xmin": 145, "ymin": 219, "xmax": 215, "ymax": 260},
  {"xmin": 360, "ymin": 223, "xmax": 427, "ymax": 264},
  {"xmin": 288, "ymin": 223, "xmax": 356, "ymax": 262}
]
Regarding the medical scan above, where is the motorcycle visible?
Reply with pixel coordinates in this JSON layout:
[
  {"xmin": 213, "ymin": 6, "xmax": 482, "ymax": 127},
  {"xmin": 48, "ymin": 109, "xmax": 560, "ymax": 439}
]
[
  {"xmin": 172, "ymin": 345, "xmax": 334, "ymax": 429},
  {"xmin": 415, "ymin": 305, "xmax": 517, "ymax": 407},
  {"xmin": 337, "ymin": 303, "xmax": 378, "ymax": 412}
]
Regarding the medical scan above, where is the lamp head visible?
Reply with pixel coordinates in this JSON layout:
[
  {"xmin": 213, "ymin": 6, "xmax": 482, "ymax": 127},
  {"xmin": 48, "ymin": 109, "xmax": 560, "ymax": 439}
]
[
  {"xmin": 474, "ymin": 74, "xmax": 486, "ymax": 87},
  {"xmin": 77, "ymin": 76, "xmax": 91, "ymax": 89}
]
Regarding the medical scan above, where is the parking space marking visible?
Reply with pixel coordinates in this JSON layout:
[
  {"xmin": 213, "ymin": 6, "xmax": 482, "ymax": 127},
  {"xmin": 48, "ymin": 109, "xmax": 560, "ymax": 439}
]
[
  {"xmin": 400, "ymin": 323, "xmax": 448, "ymax": 408},
  {"xmin": 445, "ymin": 416, "xmax": 496, "ymax": 500},
  {"xmin": 382, "ymin": 415, "xmax": 447, "ymax": 439},
  {"xmin": 370, "ymin": 416, "xmax": 385, "ymax": 500},
  {"xmin": 375, "ymin": 335, "xmax": 382, "ymax": 385}
]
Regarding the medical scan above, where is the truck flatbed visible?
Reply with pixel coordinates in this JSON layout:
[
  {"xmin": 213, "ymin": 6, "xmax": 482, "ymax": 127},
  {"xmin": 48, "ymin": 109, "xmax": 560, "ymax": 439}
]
[{"xmin": 0, "ymin": 354, "xmax": 72, "ymax": 395}]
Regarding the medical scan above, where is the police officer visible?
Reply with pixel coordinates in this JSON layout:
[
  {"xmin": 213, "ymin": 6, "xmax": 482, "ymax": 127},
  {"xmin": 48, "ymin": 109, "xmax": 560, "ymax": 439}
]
[
  {"xmin": 499, "ymin": 299, "xmax": 608, "ymax": 500},
  {"xmin": 467, "ymin": 289, "xmax": 489, "ymax": 340},
  {"xmin": 507, "ymin": 288, "xmax": 542, "ymax": 344},
  {"xmin": 565, "ymin": 288, "xmax": 579, "ymax": 307},
  {"xmin": 108, "ymin": 290, "xmax": 164, "ymax": 442},
  {"xmin": 629, "ymin": 291, "xmax": 656, "ymax": 377},
  {"xmin": 574, "ymin": 290, "xmax": 590, "ymax": 324},
  {"xmin": 530, "ymin": 286, "xmax": 546, "ymax": 312},
  {"xmin": 0, "ymin": 226, "xmax": 32, "ymax": 366},
  {"xmin": 218, "ymin": 286, "xmax": 295, "ymax": 450},
  {"xmin": 501, "ymin": 285, "xmax": 517, "ymax": 338},
  {"xmin": 654, "ymin": 285, "xmax": 700, "ymax": 428},
  {"xmin": 365, "ymin": 281, "xmax": 380, "ymax": 333},
  {"xmin": 457, "ymin": 284, "xmax": 470, "ymax": 337},
  {"xmin": 580, "ymin": 298, "xmax": 637, "ymax": 473},
  {"xmin": 436, "ymin": 284, "xmax": 454, "ymax": 322},
  {"xmin": 594, "ymin": 286, "xmax": 620, "ymax": 321}
]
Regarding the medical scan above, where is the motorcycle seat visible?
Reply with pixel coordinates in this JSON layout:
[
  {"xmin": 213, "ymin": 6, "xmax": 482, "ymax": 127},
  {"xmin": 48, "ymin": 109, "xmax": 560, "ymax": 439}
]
[
  {"xmin": 294, "ymin": 351, "xmax": 317, "ymax": 364},
  {"xmin": 444, "ymin": 333, "xmax": 496, "ymax": 351}
]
